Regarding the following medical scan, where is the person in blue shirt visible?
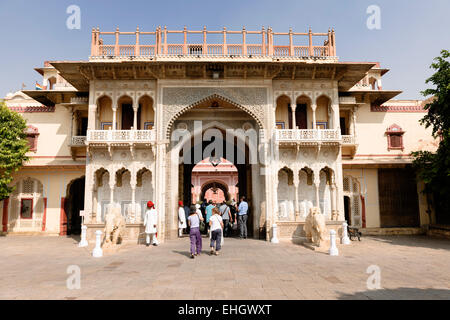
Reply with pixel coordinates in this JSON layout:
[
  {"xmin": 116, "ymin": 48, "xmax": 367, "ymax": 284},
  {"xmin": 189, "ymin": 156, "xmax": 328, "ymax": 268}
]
[
  {"xmin": 205, "ymin": 200, "xmax": 215, "ymax": 235},
  {"xmin": 237, "ymin": 196, "xmax": 249, "ymax": 239}
]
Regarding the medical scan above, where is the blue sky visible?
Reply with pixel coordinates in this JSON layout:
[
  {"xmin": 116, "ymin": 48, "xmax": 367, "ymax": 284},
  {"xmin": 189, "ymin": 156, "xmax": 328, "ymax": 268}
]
[{"xmin": 0, "ymin": 0, "xmax": 448, "ymax": 99}]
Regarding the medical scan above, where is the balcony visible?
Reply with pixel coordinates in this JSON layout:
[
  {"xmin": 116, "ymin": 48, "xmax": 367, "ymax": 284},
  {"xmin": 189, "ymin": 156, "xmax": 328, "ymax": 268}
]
[
  {"xmin": 275, "ymin": 129, "xmax": 341, "ymax": 146},
  {"xmin": 71, "ymin": 136, "xmax": 87, "ymax": 146},
  {"xmin": 341, "ymin": 134, "xmax": 358, "ymax": 158},
  {"xmin": 90, "ymin": 27, "xmax": 336, "ymax": 60},
  {"xmin": 70, "ymin": 136, "xmax": 87, "ymax": 160},
  {"xmin": 342, "ymin": 135, "xmax": 356, "ymax": 145},
  {"xmin": 87, "ymin": 130, "xmax": 156, "ymax": 145}
]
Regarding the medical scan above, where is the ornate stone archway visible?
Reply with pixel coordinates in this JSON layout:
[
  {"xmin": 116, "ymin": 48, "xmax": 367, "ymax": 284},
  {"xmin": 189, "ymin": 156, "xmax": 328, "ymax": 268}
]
[{"xmin": 162, "ymin": 87, "xmax": 268, "ymax": 138}]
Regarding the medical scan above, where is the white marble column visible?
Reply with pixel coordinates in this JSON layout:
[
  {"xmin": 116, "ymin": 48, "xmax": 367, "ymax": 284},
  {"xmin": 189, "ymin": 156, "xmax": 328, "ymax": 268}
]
[
  {"xmin": 133, "ymin": 101, "xmax": 138, "ymax": 130},
  {"xmin": 109, "ymin": 173, "xmax": 115, "ymax": 205},
  {"xmin": 349, "ymin": 109, "xmax": 354, "ymax": 136},
  {"xmin": 291, "ymin": 103, "xmax": 297, "ymax": 129},
  {"xmin": 293, "ymin": 172, "xmax": 299, "ymax": 221},
  {"xmin": 112, "ymin": 102, "xmax": 117, "ymax": 130},
  {"xmin": 273, "ymin": 171, "xmax": 279, "ymax": 222},
  {"xmin": 314, "ymin": 175, "xmax": 320, "ymax": 208},
  {"xmin": 88, "ymin": 104, "xmax": 97, "ymax": 130},
  {"xmin": 311, "ymin": 104, "xmax": 317, "ymax": 129},
  {"xmin": 330, "ymin": 183, "xmax": 337, "ymax": 219}
]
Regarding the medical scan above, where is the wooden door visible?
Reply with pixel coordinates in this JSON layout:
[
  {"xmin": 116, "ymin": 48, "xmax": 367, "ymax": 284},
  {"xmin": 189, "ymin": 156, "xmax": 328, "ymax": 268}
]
[{"xmin": 378, "ymin": 168, "xmax": 420, "ymax": 227}]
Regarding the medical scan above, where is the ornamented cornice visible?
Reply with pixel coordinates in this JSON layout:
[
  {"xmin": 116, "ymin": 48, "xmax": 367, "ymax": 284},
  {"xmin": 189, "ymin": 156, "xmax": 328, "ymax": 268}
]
[
  {"xmin": 8, "ymin": 106, "xmax": 55, "ymax": 113},
  {"xmin": 371, "ymin": 105, "xmax": 426, "ymax": 113}
]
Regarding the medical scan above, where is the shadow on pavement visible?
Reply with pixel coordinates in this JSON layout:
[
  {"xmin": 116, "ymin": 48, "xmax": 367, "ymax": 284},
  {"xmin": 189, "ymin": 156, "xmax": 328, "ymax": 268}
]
[
  {"xmin": 337, "ymin": 287, "xmax": 450, "ymax": 300},
  {"xmin": 364, "ymin": 235, "xmax": 450, "ymax": 251}
]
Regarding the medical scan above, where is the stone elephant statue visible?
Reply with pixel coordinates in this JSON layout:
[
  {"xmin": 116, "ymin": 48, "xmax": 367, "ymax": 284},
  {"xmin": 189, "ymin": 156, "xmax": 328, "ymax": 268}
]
[
  {"xmin": 304, "ymin": 207, "xmax": 327, "ymax": 247},
  {"xmin": 103, "ymin": 206, "xmax": 126, "ymax": 247}
]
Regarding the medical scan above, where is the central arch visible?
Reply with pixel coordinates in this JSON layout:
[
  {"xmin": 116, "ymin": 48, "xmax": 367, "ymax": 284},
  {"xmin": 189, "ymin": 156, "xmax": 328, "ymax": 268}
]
[{"xmin": 167, "ymin": 94, "xmax": 266, "ymax": 240}]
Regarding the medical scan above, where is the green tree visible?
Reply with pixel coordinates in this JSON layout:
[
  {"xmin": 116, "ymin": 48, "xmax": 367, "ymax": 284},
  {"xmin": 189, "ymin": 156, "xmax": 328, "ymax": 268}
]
[
  {"xmin": 412, "ymin": 50, "xmax": 450, "ymax": 219},
  {"xmin": 0, "ymin": 101, "xmax": 29, "ymax": 200}
]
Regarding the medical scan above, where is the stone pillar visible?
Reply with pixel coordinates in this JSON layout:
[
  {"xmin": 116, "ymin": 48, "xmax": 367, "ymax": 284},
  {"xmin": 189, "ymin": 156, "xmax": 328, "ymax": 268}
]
[
  {"xmin": 84, "ymin": 165, "xmax": 94, "ymax": 224},
  {"xmin": 291, "ymin": 103, "xmax": 297, "ymax": 129},
  {"xmin": 273, "ymin": 170, "xmax": 279, "ymax": 222},
  {"xmin": 133, "ymin": 101, "xmax": 138, "ymax": 130},
  {"xmin": 92, "ymin": 185, "xmax": 98, "ymax": 223},
  {"xmin": 312, "ymin": 104, "xmax": 317, "ymax": 129},
  {"xmin": 352, "ymin": 107, "xmax": 357, "ymax": 139},
  {"xmin": 88, "ymin": 104, "xmax": 97, "ymax": 130},
  {"xmin": 349, "ymin": 109, "xmax": 354, "ymax": 136},
  {"xmin": 112, "ymin": 102, "xmax": 117, "ymax": 130},
  {"xmin": 330, "ymin": 183, "xmax": 337, "ymax": 220},
  {"xmin": 314, "ymin": 180, "xmax": 320, "ymax": 208},
  {"xmin": 293, "ymin": 173, "xmax": 299, "ymax": 221},
  {"xmin": 335, "ymin": 152, "xmax": 345, "ymax": 220},
  {"xmin": 131, "ymin": 184, "xmax": 136, "ymax": 223},
  {"xmin": 109, "ymin": 173, "xmax": 115, "ymax": 205}
]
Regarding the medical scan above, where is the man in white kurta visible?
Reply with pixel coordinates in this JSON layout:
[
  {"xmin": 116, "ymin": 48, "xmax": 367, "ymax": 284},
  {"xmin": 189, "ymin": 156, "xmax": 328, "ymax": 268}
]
[
  {"xmin": 178, "ymin": 201, "xmax": 187, "ymax": 237},
  {"xmin": 144, "ymin": 201, "xmax": 159, "ymax": 246}
]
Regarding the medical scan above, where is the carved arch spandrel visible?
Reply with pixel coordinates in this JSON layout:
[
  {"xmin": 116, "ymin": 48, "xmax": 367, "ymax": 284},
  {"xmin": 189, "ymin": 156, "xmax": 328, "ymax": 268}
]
[{"xmin": 162, "ymin": 87, "xmax": 268, "ymax": 138}]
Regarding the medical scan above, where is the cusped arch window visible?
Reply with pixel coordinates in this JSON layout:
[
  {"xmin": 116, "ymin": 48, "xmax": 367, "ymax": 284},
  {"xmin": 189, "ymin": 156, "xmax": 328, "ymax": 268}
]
[{"xmin": 386, "ymin": 124, "xmax": 405, "ymax": 151}]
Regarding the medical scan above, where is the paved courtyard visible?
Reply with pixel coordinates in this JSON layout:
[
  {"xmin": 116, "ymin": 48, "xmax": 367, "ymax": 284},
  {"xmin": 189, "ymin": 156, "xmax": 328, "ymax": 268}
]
[{"xmin": 0, "ymin": 234, "xmax": 449, "ymax": 300}]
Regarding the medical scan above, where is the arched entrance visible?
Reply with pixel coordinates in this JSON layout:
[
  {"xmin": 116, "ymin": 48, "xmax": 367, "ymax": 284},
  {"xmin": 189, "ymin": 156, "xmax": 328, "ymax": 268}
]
[
  {"xmin": 200, "ymin": 180, "xmax": 230, "ymax": 203},
  {"xmin": 169, "ymin": 96, "xmax": 264, "ymax": 239},
  {"xmin": 64, "ymin": 176, "xmax": 85, "ymax": 235}
]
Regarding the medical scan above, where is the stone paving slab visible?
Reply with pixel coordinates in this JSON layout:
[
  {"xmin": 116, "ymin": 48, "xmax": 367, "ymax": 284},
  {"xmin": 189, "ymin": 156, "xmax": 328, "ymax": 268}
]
[{"xmin": 0, "ymin": 234, "xmax": 449, "ymax": 300}]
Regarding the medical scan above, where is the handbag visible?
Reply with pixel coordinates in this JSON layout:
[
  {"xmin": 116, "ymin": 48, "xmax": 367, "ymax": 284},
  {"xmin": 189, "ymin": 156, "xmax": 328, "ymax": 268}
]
[{"xmin": 198, "ymin": 213, "xmax": 206, "ymax": 232}]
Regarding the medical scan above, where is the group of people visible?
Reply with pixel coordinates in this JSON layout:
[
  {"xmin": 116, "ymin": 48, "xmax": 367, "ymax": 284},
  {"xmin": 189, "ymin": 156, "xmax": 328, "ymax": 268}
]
[
  {"xmin": 178, "ymin": 196, "xmax": 249, "ymax": 259},
  {"xmin": 142, "ymin": 197, "xmax": 249, "ymax": 259}
]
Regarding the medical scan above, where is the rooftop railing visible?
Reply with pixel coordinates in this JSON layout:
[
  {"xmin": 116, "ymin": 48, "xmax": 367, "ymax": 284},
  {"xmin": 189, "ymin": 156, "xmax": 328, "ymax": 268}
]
[{"xmin": 90, "ymin": 26, "xmax": 336, "ymax": 59}]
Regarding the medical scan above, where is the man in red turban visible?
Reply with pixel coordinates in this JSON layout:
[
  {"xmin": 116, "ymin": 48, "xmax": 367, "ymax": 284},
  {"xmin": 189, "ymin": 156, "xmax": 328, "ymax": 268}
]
[
  {"xmin": 144, "ymin": 201, "xmax": 158, "ymax": 246},
  {"xmin": 178, "ymin": 201, "xmax": 186, "ymax": 237}
]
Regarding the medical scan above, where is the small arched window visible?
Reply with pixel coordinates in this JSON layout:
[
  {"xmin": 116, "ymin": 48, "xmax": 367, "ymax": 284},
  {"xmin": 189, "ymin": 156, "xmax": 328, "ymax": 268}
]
[{"xmin": 386, "ymin": 124, "xmax": 405, "ymax": 151}]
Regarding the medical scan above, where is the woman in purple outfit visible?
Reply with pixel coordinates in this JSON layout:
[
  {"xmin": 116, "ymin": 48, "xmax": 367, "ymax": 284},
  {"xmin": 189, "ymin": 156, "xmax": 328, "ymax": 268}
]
[{"xmin": 187, "ymin": 204, "xmax": 203, "ymax": 259}]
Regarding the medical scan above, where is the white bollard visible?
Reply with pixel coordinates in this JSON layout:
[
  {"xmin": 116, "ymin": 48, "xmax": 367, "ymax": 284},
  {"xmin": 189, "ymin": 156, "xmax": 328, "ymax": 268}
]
[
  {"xmin": 329, "ymin": 229, "xmax": 339, "ymax": 256},
  {"xmin": 92, "ymin": 230, "xmax": 103, "ymax": 258},
  {"xmin": 78, "ymin": 225, "xmax": 88, "ymax": 247},
  {"xmin": 270, "ymin": 224, "xmax": 279, "ymax": 244},
  {"xmin": 341, "ymin": 222, "xmax": 351, "ymax": 245}
]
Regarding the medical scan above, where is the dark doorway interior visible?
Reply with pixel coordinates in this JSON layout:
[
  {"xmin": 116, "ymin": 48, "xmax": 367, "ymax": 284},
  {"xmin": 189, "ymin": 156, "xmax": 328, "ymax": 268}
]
[
  {"xmin": 65, "ymin": 177, "xmax": 85, "ymax": 235},
  {"xmin": 121, "ymin": 103, "xmax": 134, "ymax": 130},
  {"xmin": 80, "ymin": 117, "xmax": 88, "ymax": 136},
  {"xmin": 340, "ymin": 117, "xmax": 347, "ymax": 135},
  {"xmin": 344, "ymin": 195, "xmax": 351, "ymax": 225},
  {"xmin": 434, "ymin": 192, "xmax": 450, "ymax": 225},
  {"xmin": 295, "ymin": 104, "xmax": 307, "ymax": 129}
]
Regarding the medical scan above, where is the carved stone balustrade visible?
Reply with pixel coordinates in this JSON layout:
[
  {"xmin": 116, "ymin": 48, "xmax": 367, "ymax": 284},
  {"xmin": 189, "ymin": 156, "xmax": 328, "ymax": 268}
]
[
  {"xmin": 342, "ymin": 135, "xmax": 356, "ymax": 145},
  {"xmin": 87, "ymin": 130, "xmax": 156, "ymax": 145},
  {"xmin": 275, "ymin": 129, "xmax": 341, "ymax": 146},
  {"xmin": 71, "ymin": 136, "xmax": 87, "ymax": 146}
]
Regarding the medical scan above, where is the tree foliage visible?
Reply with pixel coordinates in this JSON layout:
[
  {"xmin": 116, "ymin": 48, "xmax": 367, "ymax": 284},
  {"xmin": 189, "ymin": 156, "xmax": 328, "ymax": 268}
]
[
  {"xmin": 412, "ymin": 50, "xmax": 450, "ymax": 214},
  {"xmin": 0, "ymin": 101, "xmax": 29, "ymax": 200}
]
